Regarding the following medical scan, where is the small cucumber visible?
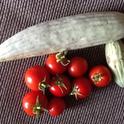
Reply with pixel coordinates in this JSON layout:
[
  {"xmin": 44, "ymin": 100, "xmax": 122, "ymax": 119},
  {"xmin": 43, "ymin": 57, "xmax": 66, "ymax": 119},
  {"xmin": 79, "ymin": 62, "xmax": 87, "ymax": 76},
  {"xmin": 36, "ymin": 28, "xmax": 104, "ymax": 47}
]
[{"xmin": 105, "ymin": 40, "xmax": 124, "ymax": 88}]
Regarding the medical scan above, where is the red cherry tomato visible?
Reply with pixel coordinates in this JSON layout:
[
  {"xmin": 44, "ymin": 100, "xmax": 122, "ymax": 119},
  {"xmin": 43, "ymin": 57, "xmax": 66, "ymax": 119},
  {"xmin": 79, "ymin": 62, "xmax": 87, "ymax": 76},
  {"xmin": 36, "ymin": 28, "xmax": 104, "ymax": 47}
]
[
  {"xmin": 25, "ymin": 65, "xmax": 50, "ymax": 91},
  {"xmin": 48, "ymin": 97, "xmax": 66, "ymax": 117},
  {"xmin": 89, "ymin": 65, "xmax": 111, "ymax": 87},
  {"xmin": 68, "ymin": 57, "xmax": 88, "ymax": 77},
  {"xmin": 71, "ymin": 77, "xmax": 92, "ymax": 100},
  {"xmin": 45, "ymin": 53, "xmax": 69, "ymax": 74},
  {"xmin": 49, "ymin": 75, "xmax": 72, "ymax": 97},
  {"xmin": 22, "ymin": 91, "xmax": 48, "ymax": 116}
]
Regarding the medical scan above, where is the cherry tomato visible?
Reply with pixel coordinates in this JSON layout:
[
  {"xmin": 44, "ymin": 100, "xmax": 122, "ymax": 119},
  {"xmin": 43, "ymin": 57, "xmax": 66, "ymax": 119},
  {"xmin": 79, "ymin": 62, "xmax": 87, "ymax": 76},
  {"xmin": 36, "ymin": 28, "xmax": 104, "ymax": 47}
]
[
  {"xmin": 68, "ymin": 57, "xmax": 88, "ymax": 77},
  {"xmin": 45, "ymin": 53, "xmax": 70, "ymax": 74},
  {"xmin": 71, "ymin": 77, "xmax": 92, "ymax": 100},
  {"xmin": 89, "ymin": 65, "xmax": 111, "ymax": 87},
  {"xmin": 22, "ymin": 91, "xmax": 48, "ymax": 116},
  {"xmin": 25, "ymin": 65, "xmax": 50, "ymax": 91},
  {"xmin": 49, "ymin": 75, "xmax": 72, "ymax": 97},
  {"xmin": 48, "ymin": 97, "xmax": 66, "ymax": 117}
]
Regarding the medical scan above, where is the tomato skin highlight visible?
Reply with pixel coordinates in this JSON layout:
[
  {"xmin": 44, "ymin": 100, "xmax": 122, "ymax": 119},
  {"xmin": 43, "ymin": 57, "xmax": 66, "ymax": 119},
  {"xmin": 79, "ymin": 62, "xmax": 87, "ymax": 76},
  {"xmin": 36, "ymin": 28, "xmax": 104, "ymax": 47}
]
[
  {"xmin": 22, "ymin": 91, "xmax": 48, "ymax": 116},
  {"xmin": 68, "ymin": 57, "xmax": 88, "ymax": 77},
  {"xmin": 49, "ymin": 75, "xmax": 72, "ymax": 97},
  {"xmin": 71, "ymin": 77, "xmax": 92, "ymax": 100},
  {"xmin": 48, "ymin": 97, "xmax": 66, "ymax": 117},
  {"xmin": 25, "ymin": 65, "xmax": 50, "ymax": 91},
  {"xmin": 89, "ymin": 65, "xmax": 111, "ymax": 87},
  {"xmin": 45, "ymin": 54, "xmax": 68, "ymax": 74}
]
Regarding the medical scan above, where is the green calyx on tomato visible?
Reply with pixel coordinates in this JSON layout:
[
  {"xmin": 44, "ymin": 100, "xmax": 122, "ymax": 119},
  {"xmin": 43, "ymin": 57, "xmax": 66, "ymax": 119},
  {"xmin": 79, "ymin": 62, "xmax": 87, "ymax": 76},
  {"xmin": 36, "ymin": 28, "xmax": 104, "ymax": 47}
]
[
  {"xmin": 38, "ymin": 77, "xmax": 50, "ymax": 94},
  {"xmin": 55, "ymin": 78, "xmax": 67, "ymax": 94},
  {"xmin": 32, "ymin": 96, "xmax": 44, "ymax": 117},
  {"xmin": 33, "ymin": 96, "xmax": 48, "ymax": 117},
  {"xmin": 56, "ymin": 51, "xmax": 70, "ymax": 66},
  {"xmin": 49, "ymin": 75, "xmax": 71, "ymax": 97},
  {"xmin": 70, "ymin": 85, "xmax": 82, "ymax": 100},
  {"xmin": 92, "ymin": 73, "xmax": 103, "ymax": 84}
]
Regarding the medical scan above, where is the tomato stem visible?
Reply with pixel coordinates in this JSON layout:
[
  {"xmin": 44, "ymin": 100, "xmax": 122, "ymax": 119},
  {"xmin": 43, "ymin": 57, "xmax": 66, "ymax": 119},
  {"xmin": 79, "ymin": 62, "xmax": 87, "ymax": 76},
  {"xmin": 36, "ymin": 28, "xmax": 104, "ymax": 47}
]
[
  {"xmin": 38, "ymin": 77, "xmax": 50, "ymax": 94},
  {"xmin": 70, "ymin": 85, "xmax": 77, "ymax": 95},
  {"xmin": 56, "ymin": 51, "xmax": 70, "ymax": 66},
  {"xmin": 92, "ymin": 73, "xmax": 103, "ymax": 83},
  {"xmin": 55, "ymin": 78, "xmax": 67, "ymax": 94},
  {"xmin": 33, "ymin": 96, "xmax": 42, "ymax": 117},
  {"xmin": 70, "ymin": 85, "xmax": 82, "ymax": 100}
]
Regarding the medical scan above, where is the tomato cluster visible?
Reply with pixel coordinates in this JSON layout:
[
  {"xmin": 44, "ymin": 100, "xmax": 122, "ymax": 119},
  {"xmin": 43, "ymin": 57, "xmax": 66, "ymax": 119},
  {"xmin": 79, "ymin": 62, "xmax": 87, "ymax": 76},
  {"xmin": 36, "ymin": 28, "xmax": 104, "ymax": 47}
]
[{"xmin": 22, "ymin": 52, "xmax": 112, "ymax": 117}]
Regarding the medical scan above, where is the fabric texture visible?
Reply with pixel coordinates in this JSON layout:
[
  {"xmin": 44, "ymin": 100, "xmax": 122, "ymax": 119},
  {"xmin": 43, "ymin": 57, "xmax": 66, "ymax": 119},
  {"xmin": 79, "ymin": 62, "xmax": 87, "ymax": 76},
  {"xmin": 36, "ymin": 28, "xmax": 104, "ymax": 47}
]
[{"xmin": 0, "ymin": 0, "xmax": 124, "ymax": 124}]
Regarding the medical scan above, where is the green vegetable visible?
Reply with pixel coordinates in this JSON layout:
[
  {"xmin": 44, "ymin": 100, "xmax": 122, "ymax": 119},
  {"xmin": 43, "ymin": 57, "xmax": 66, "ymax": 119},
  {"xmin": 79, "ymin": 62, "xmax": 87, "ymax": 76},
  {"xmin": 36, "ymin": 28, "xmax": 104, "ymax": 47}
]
[{"xmin": 105, "ymin": 40, "xmax": 124, "ymax": 88}]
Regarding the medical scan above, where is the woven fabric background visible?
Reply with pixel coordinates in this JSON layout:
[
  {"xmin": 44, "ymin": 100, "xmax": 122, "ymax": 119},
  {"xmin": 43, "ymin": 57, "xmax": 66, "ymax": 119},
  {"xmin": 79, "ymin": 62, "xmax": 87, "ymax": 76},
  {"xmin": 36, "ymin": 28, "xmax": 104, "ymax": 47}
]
[{"xmin": 0, "ymin": 0, "xmax": 124, "ymax": 124}]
